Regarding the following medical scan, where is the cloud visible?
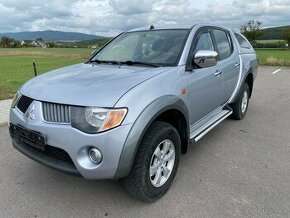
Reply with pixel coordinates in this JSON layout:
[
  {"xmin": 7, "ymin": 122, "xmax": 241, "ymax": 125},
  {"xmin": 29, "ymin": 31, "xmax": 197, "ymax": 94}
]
[
  {"xmin": 0, "ymin": 0, "xmax": 290, "ymax": 36},
  {"xmin": 109, "ymin": 0, "xmax": 154, "ymax": 15}
]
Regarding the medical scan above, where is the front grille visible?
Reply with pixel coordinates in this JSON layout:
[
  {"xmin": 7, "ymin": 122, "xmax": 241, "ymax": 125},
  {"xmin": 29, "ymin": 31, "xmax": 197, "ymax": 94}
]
[
  {"xmin": 42, "ymin": 102, "xmax": 70, "ymax": 123},
  {"xmin": 16, "ymin": 95, "xmax": 34, "ymax": 113}
]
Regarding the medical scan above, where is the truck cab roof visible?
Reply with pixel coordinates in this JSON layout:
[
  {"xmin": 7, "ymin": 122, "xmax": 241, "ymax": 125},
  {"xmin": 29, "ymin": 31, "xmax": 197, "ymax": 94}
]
[{"xmin": 126, "ymin": 23, "xmax": 233, "ymax": 32}]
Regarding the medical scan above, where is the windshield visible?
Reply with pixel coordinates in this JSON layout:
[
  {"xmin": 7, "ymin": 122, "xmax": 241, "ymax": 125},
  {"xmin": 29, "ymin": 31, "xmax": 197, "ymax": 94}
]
[{"xmin": 91, "ymin": 29, "xmax": 189, "ymax": 66}]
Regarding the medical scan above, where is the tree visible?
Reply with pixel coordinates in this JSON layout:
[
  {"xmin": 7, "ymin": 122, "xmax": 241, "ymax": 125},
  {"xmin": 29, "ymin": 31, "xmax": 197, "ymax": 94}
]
[
  {"xmin": 36, "ymin": 37, "xmax": 44, "ymax": 42},
  {"xmin": 0, "ymin": 36, "xmax": 13, "ymax": 47},
  {"xmin": 0, "ymin": 36, "xmax": 20, "ymax": 48},
  {"xmin": 283, "ymin": 27, "xmax": 290, "ymax": 48},
  {"xmin": 13, "ymin": 40, "xmax": 21, "ymax": 48},
  {"xmin": 240, "ymin": 20, "xmax": 263, "ymax": 43},
  {"xmin": 47, "ymin": 42, "xmax": 55, "ymax": 48}
]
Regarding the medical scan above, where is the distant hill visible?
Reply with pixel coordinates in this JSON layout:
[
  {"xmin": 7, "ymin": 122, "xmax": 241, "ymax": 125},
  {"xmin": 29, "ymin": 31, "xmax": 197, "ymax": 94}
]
[
  {"xmin": 258, "ymin": 25, "xmax": 290, "ymax": 40},
  {"xmin": 75, "ymin": 38, "xmax": 112, "ymax": 47},
  {"xmin": 55, "ymin": 38, "xmax": 111, "ymax": 48},
  {"xmin": 0, "ymin": 30, "xmax": 106, "ymax": 41}
]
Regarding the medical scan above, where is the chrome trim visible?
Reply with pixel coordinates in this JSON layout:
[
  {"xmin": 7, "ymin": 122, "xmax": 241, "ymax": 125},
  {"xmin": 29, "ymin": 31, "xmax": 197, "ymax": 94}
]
[
  {"xmin": 40, "ymin": 103, "xmax": 70, "ymax": 125},
  {"xmin": 229, "ymin": 55, "xmax": 243, "ymax": 103},
  {"xmin": 190, "ymin": 108, "xmax": 232, "ymax": 141},
  {"xmin": 194, "ymin": 50, "xmax": 218, "ymax": 68},
  {"xmin": 214, "ymin": 70, "xmax": 223, "ymax": 76},
  {"xmin": 235, "ymin": 63, "xmax": 240, "ymax": 68},
  {"xmin": 194, "ymin": 110, "xmax": 232, "ymax": 142},
  {"xmin": 41, "ymin": 102, "xmax": 71, "ymax": 125},
  {"xmin": 11, "ymin": 92, "xmax": 22, "ymax": 108}
]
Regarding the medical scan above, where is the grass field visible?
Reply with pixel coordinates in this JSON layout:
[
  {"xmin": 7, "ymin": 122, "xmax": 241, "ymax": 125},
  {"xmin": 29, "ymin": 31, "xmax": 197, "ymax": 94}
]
[
  {"xmin": 0, "ymin": 47, "xmax": 289, "ymax": 100},
  {"xmin": 256, "ymin": 40, "xmax": 286, "ymax": 44},
  {"xmin": 255, "ymin": 48, "xmax": 290, "ymax": 66},
  {"xmin": 0, "ymin": 47, "xmax": 93, "ymax": 58},
  {"xmin": 0, "ymin": 48, "xmax": 93, "ymax": 100}
]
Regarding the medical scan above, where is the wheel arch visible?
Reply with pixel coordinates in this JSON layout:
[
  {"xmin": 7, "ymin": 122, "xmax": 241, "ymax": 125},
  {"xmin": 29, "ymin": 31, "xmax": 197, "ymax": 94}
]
[
  {"xmin": 155, "ymin": 109, "xmax": 189, "ymax": 154},
  {"xmin": 244, "ymin": 71, "xmax": 254, "ymax": 98},
  {"xmin": 114, "ymin": 95, "xmax": 189, "ymax": 179},
  {"xmin": 231, "ymin": 67, "xmax": 254, "ymax": 104}
]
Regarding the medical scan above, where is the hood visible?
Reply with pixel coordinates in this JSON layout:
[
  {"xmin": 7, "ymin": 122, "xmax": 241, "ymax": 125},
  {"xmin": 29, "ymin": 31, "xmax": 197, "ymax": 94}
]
[{"xmin": 20, "ymin": 63, "xmax": 170, "ymax": 107}]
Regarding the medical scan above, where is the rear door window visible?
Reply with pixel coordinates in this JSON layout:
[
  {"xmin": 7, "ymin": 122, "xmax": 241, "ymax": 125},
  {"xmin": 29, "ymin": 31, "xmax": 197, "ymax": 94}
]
[{"xmin": 234, "ymin": 33, "xmax": 252, "ymax": 49}]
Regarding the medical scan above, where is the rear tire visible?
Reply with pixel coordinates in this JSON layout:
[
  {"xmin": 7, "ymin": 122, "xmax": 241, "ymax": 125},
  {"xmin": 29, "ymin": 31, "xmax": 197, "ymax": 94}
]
[
  {"xmin": 230, "ymin": 83, "xmax": 250, "ymax": 120},
  {"xmin": 122, "ymin": 121, "xmax": 181, "ymax": 202}
]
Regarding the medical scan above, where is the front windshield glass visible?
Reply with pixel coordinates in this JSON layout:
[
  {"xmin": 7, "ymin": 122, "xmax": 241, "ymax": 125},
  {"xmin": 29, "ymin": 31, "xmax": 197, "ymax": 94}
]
[{"xmin": 92, "ymin": 29, "xmax": 189, "ymax": 66}]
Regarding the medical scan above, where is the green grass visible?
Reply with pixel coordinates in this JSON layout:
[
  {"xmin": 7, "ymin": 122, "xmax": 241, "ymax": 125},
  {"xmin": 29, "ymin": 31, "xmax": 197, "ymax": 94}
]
[
  {"xmin": 0, "ymin": 47, "xmax": 93, "ymax": 58},
  {"xmin": 0, "ymin": 47, "xmax": 290, "ymax": 100},
  {"xmin": 0, "ymin": 47, "xmax": 93, "ymax": 54},
  {"xmin": 0, "ymin": 48, "xmax": 95, "ymax": 100},
  {"xmin": 256, "ymin": 40, "xmax": 286, "ymax": 44},
  {"xmin": 0, "ymin": 56, "xmax": 84, "ymax": 100},
  {"xmin": 255, "ymin": 48, "xmax": 290, "ymax": 66}
]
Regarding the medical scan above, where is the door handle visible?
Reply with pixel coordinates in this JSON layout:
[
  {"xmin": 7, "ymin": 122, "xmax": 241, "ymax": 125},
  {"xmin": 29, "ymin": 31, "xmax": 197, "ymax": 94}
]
[
  {"xmin": 235, "ymin": 63, "xmax": 240, "ymax": 68},
  {"xmin": 214, "ymin": 70, "xmax": 222, "ymax": 76}
]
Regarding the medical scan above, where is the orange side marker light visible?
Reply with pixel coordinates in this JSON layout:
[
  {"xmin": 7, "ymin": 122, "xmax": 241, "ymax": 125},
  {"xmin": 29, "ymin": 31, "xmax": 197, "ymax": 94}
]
[{"xmin": 181, "ymin": 88, "xmax": 187, "ymax": 95}]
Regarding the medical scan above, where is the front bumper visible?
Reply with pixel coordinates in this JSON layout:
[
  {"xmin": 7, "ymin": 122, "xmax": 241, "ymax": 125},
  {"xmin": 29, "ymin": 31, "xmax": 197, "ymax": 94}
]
[{"xmin": 9, "ymin": 100, "xmax": 133, "ymax": 179}]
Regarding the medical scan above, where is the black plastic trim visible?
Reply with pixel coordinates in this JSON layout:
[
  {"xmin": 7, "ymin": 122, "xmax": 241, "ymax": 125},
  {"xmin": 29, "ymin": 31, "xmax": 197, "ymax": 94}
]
[
  {"xmin": 114, "ymin": 95, "xmax": 189, "ymax": 178},
  {"xmin": 12, "ymin": 139, "xmax": 80, "ymax": 176}
]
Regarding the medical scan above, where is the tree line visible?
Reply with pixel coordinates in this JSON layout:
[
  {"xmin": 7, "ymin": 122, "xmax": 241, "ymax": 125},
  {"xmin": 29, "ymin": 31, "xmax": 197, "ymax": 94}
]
[
  {"xmin": 0, "ymin": 36, "xmax": 109, "ymax": 49},
  {"xmin": 0, "ymin": 36, "xmax": 21, "ymax": 48},
  {"xmin": 240, "ymin": 20, "xmax": 290, "ymax": 47},
  {"xmin": 0, "ymin": 36, "xmax": 49, "ymax": 48}
]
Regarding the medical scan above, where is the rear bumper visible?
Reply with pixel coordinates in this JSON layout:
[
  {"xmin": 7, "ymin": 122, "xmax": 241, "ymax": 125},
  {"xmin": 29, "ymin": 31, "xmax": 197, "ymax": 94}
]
[{"xmin": 9, "ymin": 100, "xmax": 133, "ymax": 180}]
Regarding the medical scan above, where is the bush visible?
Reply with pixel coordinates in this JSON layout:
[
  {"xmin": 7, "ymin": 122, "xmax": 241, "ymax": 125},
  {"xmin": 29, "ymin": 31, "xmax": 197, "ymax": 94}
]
[
  {"xmin": 265, "ymin": 57, "xmax": 290, "ymax": 66},
  {"xmin": 253, "ymin": 41, "xmax": 286, "ymax": 48},
  {"xmin": 47, "ymin": 42, "xmax": 55, "ymax": 48}
]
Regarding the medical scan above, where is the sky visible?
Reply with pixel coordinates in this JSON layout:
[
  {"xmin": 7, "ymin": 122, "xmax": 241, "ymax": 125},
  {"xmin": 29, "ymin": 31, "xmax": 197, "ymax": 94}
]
[{"xmin": 0, "ymin": 0, "xmax": 290, "ymax": 36}]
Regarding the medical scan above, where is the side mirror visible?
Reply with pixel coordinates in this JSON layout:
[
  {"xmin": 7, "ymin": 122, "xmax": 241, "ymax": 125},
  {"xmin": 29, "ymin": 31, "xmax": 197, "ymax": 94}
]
[{"xmin": 194, "ymin": 50, "xmax": 218, "ymax": 68}]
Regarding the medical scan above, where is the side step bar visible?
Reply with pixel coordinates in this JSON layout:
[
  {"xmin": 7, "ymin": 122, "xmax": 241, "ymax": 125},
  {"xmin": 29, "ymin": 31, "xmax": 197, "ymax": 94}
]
[{"xmin": 190, "ymin": 108, "xmax": 232, "ymax": 142}]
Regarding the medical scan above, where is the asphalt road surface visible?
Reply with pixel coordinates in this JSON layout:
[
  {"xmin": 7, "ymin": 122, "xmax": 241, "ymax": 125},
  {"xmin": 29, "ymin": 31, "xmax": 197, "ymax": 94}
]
[{"xmin": 0, "ymin": 66, "xmax": 289, "ymax": 218}]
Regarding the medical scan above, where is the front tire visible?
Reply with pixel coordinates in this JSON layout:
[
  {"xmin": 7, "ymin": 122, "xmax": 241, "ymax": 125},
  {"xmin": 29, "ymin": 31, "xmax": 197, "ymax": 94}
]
[
  {"xmin": 122, "ymin": 121, "xmax": 181, "ymax": 202},
  {"xmin": 230, "ymin": 83, "xmax": 250, "ymax": 120}
]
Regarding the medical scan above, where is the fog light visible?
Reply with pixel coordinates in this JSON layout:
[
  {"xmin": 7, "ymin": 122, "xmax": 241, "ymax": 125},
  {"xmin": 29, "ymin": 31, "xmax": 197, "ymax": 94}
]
[{"xmin": 88, "ymin": 147, "xmax": 102, "ymax": 164}]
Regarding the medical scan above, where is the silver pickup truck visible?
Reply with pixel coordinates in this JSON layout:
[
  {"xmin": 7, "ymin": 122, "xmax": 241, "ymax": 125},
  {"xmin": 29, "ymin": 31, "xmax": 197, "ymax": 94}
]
[{"xmin": 9, "ymin": 23, "xmax": 258, "ymax": 201}]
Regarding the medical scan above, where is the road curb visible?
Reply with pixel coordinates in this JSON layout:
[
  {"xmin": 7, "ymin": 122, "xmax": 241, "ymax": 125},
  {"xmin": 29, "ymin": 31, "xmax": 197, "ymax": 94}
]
[
  {"xmin": 0, "ymin": 122, "xmax": 8, "ymax": 127},
  {"xmin": 0, "ymin": 98, "xmax": 12, "ymax": 127}
]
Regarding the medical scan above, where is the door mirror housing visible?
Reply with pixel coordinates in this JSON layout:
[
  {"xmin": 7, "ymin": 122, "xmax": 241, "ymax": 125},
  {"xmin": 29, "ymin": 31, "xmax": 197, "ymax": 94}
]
[{"xmin": 193, "ymin": 50, "xmax": 218, "ymax": 68}]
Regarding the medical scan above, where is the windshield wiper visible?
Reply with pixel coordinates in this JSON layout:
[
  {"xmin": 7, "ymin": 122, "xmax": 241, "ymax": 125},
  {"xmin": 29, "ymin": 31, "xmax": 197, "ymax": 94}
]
[
  {"xmin": 91, "ymin": 59, "xmax": 161, "ymax": 67},
  {"xmin": 122, "ymin": 60, "xmax": 161, "ymax": 67},
  {"xmin": 90, "ymin": 59, "xmax": 121, "ymax": 65}
]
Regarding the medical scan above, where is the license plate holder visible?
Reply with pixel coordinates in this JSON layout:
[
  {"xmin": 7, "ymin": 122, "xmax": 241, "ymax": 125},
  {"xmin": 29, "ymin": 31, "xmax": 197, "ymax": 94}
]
[{"xmin": 10, "ymin": 124, "xmax": 46, "ymax": 152}]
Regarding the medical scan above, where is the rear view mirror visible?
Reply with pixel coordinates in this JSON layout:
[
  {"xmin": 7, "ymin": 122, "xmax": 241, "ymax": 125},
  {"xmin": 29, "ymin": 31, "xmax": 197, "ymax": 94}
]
[{"xmin": 194, "ymin": 50, "xmax": 218, "ymax": 68}]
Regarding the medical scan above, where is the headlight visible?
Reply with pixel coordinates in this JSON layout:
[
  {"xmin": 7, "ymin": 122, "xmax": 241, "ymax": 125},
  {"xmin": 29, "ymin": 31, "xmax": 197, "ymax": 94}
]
[
  {"xmin": 71, "ymin": 106, "xmax": 127, "ymax": 133},
  {"xmin": 11, "ymin": 91, "xmax": 21, "ymax": 108}
]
